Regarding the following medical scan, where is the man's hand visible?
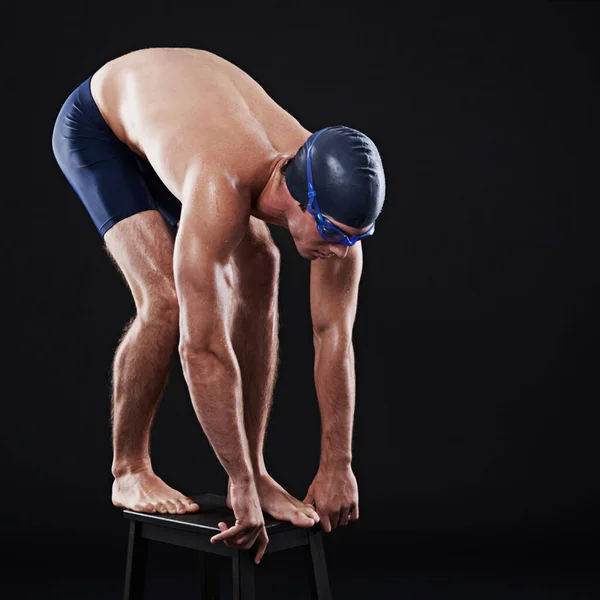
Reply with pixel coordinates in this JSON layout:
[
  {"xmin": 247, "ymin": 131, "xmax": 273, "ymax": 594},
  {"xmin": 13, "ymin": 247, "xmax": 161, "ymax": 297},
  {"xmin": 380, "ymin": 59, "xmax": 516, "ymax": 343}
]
[
  {"xmin": 210, "ymin": 480, "xmax": 268, "ymax": 564},
  {"xmin": 303, "ymin": 465, "xmax": 359, "ymax": 532}
]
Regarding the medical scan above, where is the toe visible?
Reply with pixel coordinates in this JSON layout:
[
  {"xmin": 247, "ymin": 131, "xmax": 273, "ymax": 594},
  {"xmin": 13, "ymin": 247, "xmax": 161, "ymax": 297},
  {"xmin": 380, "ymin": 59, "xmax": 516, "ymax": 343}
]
[
  {"xmin": 165, "ymin": 501, "xmax": 178, "ymax": 514},
  {"xmin": 174, "ymin": 499, "xmax": 187, "ymax": 514},
  {"xmin": 184, "ymin": 498, "xmax": 201, "ymax": 512},
  {"xmin": 293, "ymin": 512, "xmax": 315, "ymax": 528},
  {"xmin": 156, "ymin": 502, "xmax": 168, "ymax": 514}
]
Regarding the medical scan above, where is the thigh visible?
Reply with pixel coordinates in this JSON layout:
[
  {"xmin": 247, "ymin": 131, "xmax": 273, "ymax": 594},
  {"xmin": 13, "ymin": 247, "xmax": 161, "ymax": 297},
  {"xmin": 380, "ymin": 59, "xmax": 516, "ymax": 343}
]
[
  {"xmin": 136, "ymin": 157, "xmax": 182, "ymax": 234},
  {"xmin": 104, "ymin": 210, "xmax": 178, "ymax": 314}
]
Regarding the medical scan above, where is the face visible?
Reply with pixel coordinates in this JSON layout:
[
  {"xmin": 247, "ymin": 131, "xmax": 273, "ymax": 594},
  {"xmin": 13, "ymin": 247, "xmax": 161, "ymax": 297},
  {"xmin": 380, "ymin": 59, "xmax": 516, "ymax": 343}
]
[{"xmin": 290, "ymin": 204, "xmax": 372, "ymax": 260}]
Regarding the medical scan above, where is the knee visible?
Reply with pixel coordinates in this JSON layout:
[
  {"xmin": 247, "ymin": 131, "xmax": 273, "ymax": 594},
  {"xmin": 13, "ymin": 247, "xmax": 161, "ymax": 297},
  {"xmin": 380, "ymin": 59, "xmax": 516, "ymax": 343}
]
[
  {"xmin": 232, "ymin": 240, "xmax": 279, "ymax": 307},
  {"xmin": 257, "ymin": 242, "xmax": 280, "ymax": 276},
  {"xmin": 138, "ymin": 288, "xmax": 179, "ymax": 327},
  {"xmin": 246, "ymin": 243, "xmax": 280, "ymax": 292}
]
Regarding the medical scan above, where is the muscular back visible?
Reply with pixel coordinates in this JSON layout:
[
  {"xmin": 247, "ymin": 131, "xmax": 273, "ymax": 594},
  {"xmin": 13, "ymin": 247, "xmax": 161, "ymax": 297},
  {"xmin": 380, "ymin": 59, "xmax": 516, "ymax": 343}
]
[{"xmin": 90, "ymin": 48, "xmax": 310, "ymax": 204}]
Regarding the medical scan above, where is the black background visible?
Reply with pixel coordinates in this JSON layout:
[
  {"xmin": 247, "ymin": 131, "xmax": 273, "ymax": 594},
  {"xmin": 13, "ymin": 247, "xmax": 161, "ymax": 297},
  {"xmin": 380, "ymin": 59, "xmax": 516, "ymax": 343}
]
[{"xmin": 3, "ymin": 1, "xmax": 600, "ymax": 598}]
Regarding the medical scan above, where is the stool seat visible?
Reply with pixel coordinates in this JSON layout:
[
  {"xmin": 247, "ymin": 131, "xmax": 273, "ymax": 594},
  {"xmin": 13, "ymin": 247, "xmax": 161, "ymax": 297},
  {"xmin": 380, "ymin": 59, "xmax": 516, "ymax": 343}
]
[{"xmin": 122, "ymin": 493, "xmax": 332, "ymax": 599}]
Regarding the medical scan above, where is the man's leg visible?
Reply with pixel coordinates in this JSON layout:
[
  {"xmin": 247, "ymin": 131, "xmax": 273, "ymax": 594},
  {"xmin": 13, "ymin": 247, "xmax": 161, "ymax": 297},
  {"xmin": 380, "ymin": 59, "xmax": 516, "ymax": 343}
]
[
  {"xmin": 105, "ymin": 210, "xmax": 199, "ymax": 515},
  {"xmin": 228, "ymin": 218, "xmax": 318, "ymax": 527}
]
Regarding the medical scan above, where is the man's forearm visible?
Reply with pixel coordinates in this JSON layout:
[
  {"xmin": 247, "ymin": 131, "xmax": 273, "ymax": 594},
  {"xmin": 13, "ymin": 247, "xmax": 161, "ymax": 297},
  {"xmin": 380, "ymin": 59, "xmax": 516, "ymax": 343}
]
[
  {"xmin": 313, "ymin": 330, "xmax": 355, "ymax": 469},
  {"xmin": 181, "ymin": 349, "xmax": 254, "ymax": 483}
]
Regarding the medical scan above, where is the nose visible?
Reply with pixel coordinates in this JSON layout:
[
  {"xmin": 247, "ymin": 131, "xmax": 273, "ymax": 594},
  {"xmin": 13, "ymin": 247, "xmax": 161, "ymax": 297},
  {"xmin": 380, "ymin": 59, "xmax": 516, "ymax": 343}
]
[{"xmin": 328, "ymin": 244, "xmax": 348, "ymax": 258}]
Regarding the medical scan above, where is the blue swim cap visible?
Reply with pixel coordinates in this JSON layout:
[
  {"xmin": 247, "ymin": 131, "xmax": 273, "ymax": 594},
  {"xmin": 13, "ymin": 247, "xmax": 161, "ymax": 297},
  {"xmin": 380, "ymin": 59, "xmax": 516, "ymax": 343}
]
[{"xmin": 285, "ymin": 126, "xmax": 386, "ymax": 229}]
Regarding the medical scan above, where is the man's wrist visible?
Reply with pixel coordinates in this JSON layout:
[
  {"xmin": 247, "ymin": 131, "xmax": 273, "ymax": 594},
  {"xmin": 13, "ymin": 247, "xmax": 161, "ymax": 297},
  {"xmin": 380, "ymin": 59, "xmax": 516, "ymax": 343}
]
[{"xmin": 319, "ymin": 453, "xmax": 352, "ymax": 472}]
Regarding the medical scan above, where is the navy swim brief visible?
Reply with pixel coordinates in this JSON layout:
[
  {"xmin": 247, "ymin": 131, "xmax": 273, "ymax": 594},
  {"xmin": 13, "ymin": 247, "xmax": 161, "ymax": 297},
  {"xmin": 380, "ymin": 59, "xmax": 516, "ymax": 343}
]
[{"xmin": 52, "ymin": 75, "xmax": 182, "ymax": 239}]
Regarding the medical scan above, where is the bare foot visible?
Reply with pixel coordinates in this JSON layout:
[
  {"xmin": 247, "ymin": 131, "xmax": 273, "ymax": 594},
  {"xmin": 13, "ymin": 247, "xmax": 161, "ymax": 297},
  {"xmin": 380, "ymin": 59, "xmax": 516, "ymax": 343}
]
[
  {"xmin": 112, "ymin": 470, "xmax": 201, "ymax": 514},
  {"xmin": 227, "ymin": 474, "xmax": 319, "ymax": 527}
]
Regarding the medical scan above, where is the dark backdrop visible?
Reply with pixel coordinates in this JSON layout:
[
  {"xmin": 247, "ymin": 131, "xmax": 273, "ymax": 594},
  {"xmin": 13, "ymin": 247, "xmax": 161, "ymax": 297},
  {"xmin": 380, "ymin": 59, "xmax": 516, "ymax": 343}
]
[{"xmin": 2, "ymin": 1, "xmax": 600, "ymax": 597}]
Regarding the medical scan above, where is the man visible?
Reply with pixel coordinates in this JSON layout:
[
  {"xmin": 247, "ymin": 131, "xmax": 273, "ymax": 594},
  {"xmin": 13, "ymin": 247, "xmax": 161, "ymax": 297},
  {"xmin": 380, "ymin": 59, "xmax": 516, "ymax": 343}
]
[{"xmin": 52, "ymin": 48, "xmax": 386, "ymax": 563}]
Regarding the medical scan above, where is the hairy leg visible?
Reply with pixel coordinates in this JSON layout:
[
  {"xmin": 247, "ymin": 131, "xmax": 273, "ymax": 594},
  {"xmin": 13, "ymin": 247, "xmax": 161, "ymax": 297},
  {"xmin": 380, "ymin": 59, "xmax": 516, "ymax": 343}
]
[
  {"xmin": 104, "ymin": 210, "xmax": 199, "ymax": 514},
  {"xmin": 110, "ymin": 310, "xmax": 176, "ymax": 473},
  {"xmin": 229, "ymin": 219, "xmax": 318, "ymax": 527}
]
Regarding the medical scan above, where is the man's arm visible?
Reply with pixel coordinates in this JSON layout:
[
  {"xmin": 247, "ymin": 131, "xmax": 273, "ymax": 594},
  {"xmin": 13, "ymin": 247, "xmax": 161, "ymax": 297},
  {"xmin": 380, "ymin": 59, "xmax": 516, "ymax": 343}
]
[
  {"xmin": 303, "ymin": 242, "xmax": 363, "ymax": 531},
  {"xmin": 174, "ymin": 173, "xmax": 267, "ymax": 560},
  {"xmin": 175, "ymin": 174, "xmax": 252, "ymax": 481}
]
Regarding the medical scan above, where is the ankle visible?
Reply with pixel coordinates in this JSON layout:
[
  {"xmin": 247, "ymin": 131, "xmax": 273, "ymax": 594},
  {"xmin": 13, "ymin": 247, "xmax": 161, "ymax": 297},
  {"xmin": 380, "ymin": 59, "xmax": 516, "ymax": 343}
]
[
  {"xmin": 248, "ymin": 455, "xmax": 267, "ymax": 476},
  {"xmin": 255, "ymin": 471, "xmax": 273, "ymax": 489},
  {"xmin": 112, "ymin": 458, "xmax": 153, "ymax": 478}
]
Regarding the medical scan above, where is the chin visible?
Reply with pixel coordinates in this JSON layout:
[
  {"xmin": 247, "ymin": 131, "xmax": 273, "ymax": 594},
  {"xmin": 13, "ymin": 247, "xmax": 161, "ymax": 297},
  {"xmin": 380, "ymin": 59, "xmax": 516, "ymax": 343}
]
[
  {"xmin": 298, "ymin": 249, "xmax": 315, "ymax": 260},
  {"xmin": 292, "ymin": 240, "xmax": 313, "ymax": 260}
]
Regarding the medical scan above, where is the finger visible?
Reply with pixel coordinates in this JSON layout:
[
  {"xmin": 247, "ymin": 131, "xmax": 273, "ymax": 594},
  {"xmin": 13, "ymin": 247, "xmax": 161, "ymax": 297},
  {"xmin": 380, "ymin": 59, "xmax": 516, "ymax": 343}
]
[
  {"xmin": 339, "ymin": 507, "xmax": 350, "ymax": 527},
  {"xmin": 231, "ymin": 527, "xmax": 260, "ymax": 550},
  {"xmin": 254, "ymin": 529, "xmax": 269, "ymax": 564},
  {"xmin": 211, "ymin": 522, "xmax": 242, "ymax": 543},
  {"xmin": 247, "ymin": 524, "xmax": 264, "ymax": 548},
  {"xmin": 303, "ymin": 491, "xmax": 314, "ymax": 506},
  {"xmin": 350, "ymin": 503, "xmax": 359, "ymax": 521},
  {"xmin": 304, "ymin": 503, "xmax": 320, "ymax": 522},
  {"xmin": 211, "ymin": 521, "xmax": 229, "ymax": 543},
  {"xmin": 212, "ymin": 522, "xmax": 260, "ymax": 546},
  {"xmin": 218, "ymin": 522, "xmax": 228, "ymax": 535},
  {"xmin": 216, "ymin": 523, "xmax": 240, "ymax": 549},
  {"xmin": 329, "ymin": 510, "xmax": 340, "ymax": 530},
  {"xmin": 319, "ymin": 514, "xmax": 332, "ymax": 533},
  {"xmin": 222, "ymin": 534, "xmax": 236, "ymax": 548},
  {"xmin": 242, "ymin": 530, "xmax": 261, "ymax": 550}
]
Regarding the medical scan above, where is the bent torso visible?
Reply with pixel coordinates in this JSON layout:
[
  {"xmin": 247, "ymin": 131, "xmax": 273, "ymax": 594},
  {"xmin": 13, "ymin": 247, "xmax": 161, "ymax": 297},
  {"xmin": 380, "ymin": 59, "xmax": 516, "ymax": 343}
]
[{"xmin": 90, "ymin": 47, "xmax": 310, "ymax": 208}]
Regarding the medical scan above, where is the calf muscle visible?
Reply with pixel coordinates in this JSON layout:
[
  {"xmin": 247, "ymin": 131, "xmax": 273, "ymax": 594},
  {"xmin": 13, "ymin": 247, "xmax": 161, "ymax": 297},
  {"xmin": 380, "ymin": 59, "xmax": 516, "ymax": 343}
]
[{"xmin": 111, "ymin": 308, "xmax": 179, "ymax": 475}]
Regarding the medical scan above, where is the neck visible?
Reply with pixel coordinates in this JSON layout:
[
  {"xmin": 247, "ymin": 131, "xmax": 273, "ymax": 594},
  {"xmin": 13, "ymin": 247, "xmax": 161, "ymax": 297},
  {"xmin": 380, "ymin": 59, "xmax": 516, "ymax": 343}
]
[{"xmin": 251, "ymin": 153, "xmax": 294, "ymax": 229}]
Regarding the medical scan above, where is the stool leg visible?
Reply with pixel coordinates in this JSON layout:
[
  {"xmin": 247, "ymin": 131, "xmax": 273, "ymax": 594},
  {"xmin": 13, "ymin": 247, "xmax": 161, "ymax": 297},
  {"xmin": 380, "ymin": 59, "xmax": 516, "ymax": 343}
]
[
  {"xmin": 199, "ymin": 551, "xmax": 221, "ymax": 599},
  {"xmin": 307, "ymin": 529, "xmax": 332, "ymax": 600},
  {"xmin": 232, "ymin": 550, "xmax": 255, "ymax": 600},
  {"xmin": 123, "ymin": 521, "xmax": 148, "ymax": 600}
]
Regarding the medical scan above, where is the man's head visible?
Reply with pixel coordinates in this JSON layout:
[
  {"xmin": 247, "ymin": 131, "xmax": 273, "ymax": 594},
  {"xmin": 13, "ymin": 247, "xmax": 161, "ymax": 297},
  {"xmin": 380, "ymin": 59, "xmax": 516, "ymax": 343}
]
[{"xmin": 281, "ymin": 126, "xmax": 386, "ymax": 260}]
